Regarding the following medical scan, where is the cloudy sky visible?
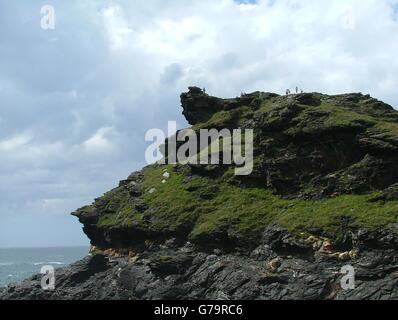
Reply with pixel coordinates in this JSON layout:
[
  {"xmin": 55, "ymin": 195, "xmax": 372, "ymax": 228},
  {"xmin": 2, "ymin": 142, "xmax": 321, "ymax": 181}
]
[{"xmin": 1, "ymin": 0, "xmax": 398, "ymax": 247}]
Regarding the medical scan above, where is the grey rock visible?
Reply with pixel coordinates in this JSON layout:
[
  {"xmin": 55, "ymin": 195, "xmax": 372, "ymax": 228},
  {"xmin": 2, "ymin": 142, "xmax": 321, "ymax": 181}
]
[{"xmin": 2, "ymin": 227, "xmax": 397, "ymax": 300}]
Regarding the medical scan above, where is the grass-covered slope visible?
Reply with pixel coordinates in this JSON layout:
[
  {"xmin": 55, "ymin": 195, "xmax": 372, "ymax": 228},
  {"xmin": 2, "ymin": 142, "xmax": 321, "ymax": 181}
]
[{"xmin": 73, "ymin": 88, "xmax": 398, "ymax": 249}]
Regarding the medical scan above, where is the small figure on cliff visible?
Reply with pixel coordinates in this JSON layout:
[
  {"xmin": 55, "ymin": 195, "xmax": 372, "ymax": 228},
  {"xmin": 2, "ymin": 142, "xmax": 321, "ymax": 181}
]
[
  {"xmin": 286, "ymin": 89, "xmax": 291, "ymax": 95},
  {"xmin": 295, "ymin": 86, "xmax": 299, "ymax": 94}
]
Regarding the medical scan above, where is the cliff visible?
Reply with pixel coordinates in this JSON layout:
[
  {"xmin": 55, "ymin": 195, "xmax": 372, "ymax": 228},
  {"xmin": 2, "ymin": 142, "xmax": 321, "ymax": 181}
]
[{"xmin": 2, "ymin": 88, "xmax": 398, "ymax": 300}]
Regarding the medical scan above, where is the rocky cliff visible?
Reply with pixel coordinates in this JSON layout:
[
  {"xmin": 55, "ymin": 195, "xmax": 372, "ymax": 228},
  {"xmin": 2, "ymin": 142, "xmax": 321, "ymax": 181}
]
[{"xmin": 2, "ymin": 88, "xmax": 398, "ymax": 300}]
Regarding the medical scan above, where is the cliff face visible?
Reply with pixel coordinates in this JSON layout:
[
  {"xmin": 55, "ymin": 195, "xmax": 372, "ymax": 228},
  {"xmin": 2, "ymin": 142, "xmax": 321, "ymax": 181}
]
[
  {"xmin": 72, "ymin": 88, "xmax": 398, "ymax": 250},
  {"xmin": 2, "ymin": 88, "xmax": 398, "ymax": 300}
]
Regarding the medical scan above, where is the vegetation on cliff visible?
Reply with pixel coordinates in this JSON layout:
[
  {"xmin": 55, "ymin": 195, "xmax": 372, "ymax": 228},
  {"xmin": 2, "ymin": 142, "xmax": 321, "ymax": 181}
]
[{"xmin": 73, "ymin": 88, "xmax": 398, "ymax": 249}]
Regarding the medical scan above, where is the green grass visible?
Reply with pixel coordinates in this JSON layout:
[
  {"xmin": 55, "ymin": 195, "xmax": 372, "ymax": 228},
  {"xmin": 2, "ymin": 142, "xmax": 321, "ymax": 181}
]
[
  {"xmin": 96, "ymin": 186, "xmax": 142, "ymax": 227},
  {"xmin": 257, "ymin": 100, "xmax": 274, "ymax": 113},
  {"xmin": 320, "ymin": 101, "xmax": 398, "ymax": 137},
  {"xmin": 140, "ymin": 165, "xmax": 204, "ymax": 233},
  {"xmin": 373, "ymin": 121, "xmax": 398, "ymax": 136},
  {"xmin": 136, "ymin": 165, "xmax": 398, "ymax": 243},
  {"xmin": 282, "ymin": 102, "xmax": 375, "ymax": 136},
  {"xmin": 285, "ymin": 101, "xmax": 398, "ymax": 137},
  {"xmin": 193, "ymin": 106, "xmax": 254, "ymax": 130}
]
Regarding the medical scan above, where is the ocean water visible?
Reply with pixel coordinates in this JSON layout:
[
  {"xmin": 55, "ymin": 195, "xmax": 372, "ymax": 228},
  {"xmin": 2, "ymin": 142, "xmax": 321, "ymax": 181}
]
[{"xmin": 0, "ymin": 246, "xmax": 89, "ymax": 288}]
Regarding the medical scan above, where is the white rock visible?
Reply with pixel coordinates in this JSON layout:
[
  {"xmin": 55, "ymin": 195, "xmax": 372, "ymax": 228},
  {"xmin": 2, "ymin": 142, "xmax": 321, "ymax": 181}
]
[
  {"xmin": 163, "ymin": 172, "xmax": 170, "ymax": 178},
  {"xmin": 162, "ymin": 180, "xmax": 166, "ymax": 184},
  {"xmin": 148, "ymin": 188, "xmax": 156, "ymax": 194}
]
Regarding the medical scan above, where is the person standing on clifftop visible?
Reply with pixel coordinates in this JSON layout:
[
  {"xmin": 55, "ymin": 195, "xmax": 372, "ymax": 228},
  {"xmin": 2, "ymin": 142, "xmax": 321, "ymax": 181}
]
[{"xmin": 295, "ymin": 86, "xmax": 299, "ymax": 94}]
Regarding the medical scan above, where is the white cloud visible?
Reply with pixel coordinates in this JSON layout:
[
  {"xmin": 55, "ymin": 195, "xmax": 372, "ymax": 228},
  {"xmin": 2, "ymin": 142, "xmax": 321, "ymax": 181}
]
[
  {"xmin": 97, "ymin": 0, "xmax": 398, "ymax": 99},
  {"xmin": 82, "ymin": 126, "xmax": 116, "ymax": 153},
  {"xmin": 102, "ymin": 4, "xmax": 134, "ymax": 50},
  {"xmin": 0, "ymin": 133, "xmax": 32, "ymax": 151}
]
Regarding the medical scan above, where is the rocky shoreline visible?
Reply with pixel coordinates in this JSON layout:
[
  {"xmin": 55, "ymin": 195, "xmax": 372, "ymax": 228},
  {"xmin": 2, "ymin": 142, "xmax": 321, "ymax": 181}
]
[{"xmin": 1, "ymin": 224, "xmax": 397, "ymax": 300}]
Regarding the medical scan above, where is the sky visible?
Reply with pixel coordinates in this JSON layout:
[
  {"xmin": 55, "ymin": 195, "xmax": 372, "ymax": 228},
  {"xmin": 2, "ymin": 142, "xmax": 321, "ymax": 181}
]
[{"xmin": 1, "ymin": 0, "xmax": 398, "ymax": 248}]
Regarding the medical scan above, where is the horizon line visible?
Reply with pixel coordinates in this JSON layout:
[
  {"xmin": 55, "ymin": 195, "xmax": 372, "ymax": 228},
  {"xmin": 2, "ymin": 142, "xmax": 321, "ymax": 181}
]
[{"xmin": 0, "ymin": 244, "xmax": 90, "ymax": 250}]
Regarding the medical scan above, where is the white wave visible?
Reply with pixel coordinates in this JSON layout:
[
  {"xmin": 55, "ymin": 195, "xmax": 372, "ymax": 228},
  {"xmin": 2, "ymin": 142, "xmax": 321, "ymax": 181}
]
[
  {"xmin": 32, "ymin": 261, "xmax": 64, "ymax": 266},
  {"xmin": 48, "ymin": 262, "xmax": 65, "ymax": 265},
  {"xmin": 0, "ymin": 262, "xmax": 14, "ymax": 266}
]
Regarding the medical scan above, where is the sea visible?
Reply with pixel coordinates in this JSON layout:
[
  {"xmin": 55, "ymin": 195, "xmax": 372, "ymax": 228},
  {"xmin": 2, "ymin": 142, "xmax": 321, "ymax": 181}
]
[{"xmin": 0, "ymin": 246, "xmax": 89, "ymax": 288}]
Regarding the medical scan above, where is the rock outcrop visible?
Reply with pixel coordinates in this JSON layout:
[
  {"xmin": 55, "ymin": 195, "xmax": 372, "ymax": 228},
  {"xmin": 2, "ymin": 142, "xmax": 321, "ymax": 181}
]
[
  {"xmin": 2, "ymin": 88, "xmax": 398, "ymax": 300},
  {"xmin": 2, "ymin": 224, "xmax": 397, "ymax": 300}
]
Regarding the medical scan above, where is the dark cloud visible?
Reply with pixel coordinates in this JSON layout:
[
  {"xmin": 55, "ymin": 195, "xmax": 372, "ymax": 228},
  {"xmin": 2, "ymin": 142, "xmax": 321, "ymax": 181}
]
[{"xmin": 161, "ymin": 63, "xmax": 184, "ymax": 86}]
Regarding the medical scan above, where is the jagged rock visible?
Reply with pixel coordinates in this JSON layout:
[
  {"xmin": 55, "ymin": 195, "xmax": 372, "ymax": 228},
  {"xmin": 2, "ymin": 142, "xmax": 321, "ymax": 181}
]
[
  {"xmin": 267, "ymin": 258, "xmax": 282, "ymax": 272},
  {"xmin": 294, "ymin": 92, "xmax": 322, "ymax": 106},
  {"xmin": 180, "ymin": 87, "xmax": 222, "ymax": 125},
  {"xmin": 370, "ymin": 183, "xmax": 398, "ymax": 202},
  {"xmin": 1, "ymin": 229, "xmax": 397, "ymax": 300}
]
